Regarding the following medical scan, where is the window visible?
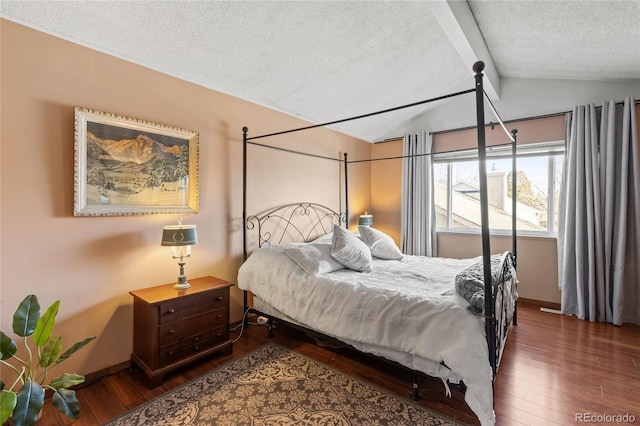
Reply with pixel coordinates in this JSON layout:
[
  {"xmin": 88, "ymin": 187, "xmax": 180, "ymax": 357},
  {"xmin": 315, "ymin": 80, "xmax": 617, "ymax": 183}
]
[{"xmin": 433, "ymin": 141, "xmax": 564, "ymax": 235}]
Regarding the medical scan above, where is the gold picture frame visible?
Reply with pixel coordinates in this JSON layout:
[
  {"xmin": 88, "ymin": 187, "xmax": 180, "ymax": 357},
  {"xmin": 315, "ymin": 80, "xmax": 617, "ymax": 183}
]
[{"xmin": 74, "ymin": 107, "xmax": 199, "ymax": 216}]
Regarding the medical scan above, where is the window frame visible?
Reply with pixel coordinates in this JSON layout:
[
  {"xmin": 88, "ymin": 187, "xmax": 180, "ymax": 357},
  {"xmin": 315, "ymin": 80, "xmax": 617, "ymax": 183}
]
[{"xmin": 433, "ymin": 140, "xmax": 565, "ymax": 237}]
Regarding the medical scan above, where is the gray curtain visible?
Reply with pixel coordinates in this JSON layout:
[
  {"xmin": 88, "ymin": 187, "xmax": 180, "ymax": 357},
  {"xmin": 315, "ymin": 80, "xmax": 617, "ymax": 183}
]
[
  {"xmin": 558, "ymin": 97, "xmax": 639, "ymax": 325},
  {"xmin": 401, "ymin": 131, "xmax": 437, "ymax": 256}
]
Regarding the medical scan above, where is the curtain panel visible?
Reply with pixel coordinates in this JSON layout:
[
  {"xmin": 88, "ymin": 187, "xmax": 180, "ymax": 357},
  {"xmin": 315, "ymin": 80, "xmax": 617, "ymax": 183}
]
[
  {"xmin": 401, "ymin": 131, "xmax": 437, "ymax": 256},
  {"xmin": 558, "ymin": 97, "xmax": 639, "ymax": 325}
]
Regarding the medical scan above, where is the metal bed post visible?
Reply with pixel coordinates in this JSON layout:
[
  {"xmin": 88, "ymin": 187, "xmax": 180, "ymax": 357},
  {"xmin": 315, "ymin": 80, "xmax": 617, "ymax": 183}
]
[
  {"xmin": 511, "ymin": 128, "xmax": 518, "ymax": 326},
  {"xmin": 473, "ymin": 61, "xmax": 497, "ymax": 377},
  {"xmin": 511, "ymin": 129, "xmax": 518, "ymax": 266},
  {"xmin": 242, "ymin": 126, "xmax": 249, "ymax": 322},
  {"xmin": 344, "ymin": 152, "xmax": 349, "ymax": 228}
]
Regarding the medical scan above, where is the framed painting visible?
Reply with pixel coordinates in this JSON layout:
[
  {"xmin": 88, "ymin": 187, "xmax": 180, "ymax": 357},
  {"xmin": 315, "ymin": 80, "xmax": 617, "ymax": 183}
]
[{"xmin": 74, "ymin": 107, "xmax": 199, "ymax": 216}]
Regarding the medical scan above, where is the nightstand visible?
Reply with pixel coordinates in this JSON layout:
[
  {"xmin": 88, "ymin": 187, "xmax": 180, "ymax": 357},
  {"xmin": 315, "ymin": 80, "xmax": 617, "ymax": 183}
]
[{"xmin": 130, "ymin": 276, "xmax": 234, "ymax": 387}]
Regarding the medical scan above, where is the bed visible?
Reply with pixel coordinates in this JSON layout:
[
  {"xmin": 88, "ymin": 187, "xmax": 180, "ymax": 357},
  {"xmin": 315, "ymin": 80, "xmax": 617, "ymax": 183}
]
[{"xmin": 238, "ymin": 61, "xmax": 518, "ymax": 426}]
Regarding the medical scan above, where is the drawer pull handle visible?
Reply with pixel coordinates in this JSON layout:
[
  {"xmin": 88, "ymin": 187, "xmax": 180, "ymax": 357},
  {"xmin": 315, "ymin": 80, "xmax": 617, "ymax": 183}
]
[
  {"xmin": 216, "ymin": 296, "xmax": 224, "ymax": 302},
  {"xmin": 168, "ymin": 351, "xmax": 174, "ymax": 356},
  {"xmin": 216, "ymin": 332, "xmax": 222, "ymax": 338},
  {"xmin": 194, "ymin": 337, "xmax": 200, "ymax": 342},
  {"xmin": 168, "ymin": 330, "xmax": 175, "ymax": 335},
  {"xmin": 168, "ymin": 309, "xmax": 176, "ymax": 314},
  {"xmin": 194, "ymin": 345, "xmax": 199, "ymax": 351},
  {"xmin": 216, "ymin": 314, "xmax": 223, "ymax": 319}
]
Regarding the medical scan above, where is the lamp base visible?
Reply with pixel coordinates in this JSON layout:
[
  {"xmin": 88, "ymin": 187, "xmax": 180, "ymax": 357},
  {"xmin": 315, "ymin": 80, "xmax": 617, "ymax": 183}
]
[
  {"xmin": 173, "ymin": 274, "xmax": 190, "ymax": 290},
  {"xmin": 173, "ymin": 282, "xmax": 191, "ymax": 290}
]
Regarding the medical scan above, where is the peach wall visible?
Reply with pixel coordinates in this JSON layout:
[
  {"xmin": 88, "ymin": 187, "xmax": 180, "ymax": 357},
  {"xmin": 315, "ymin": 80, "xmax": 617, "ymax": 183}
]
[
  {"xmin": 0, "ymin": 20, "xmax": 370, "ymax": 377},
  {"xmin": 437, "ymin": 233, "xmax": 560, "ymax": 303},
  {"xmin": 370, "ymin": 140, "xmax": 403, "ymax": 243},
  {"xmin": 433, "ymin": 114, "xmax": 566, "ymax": 152}
]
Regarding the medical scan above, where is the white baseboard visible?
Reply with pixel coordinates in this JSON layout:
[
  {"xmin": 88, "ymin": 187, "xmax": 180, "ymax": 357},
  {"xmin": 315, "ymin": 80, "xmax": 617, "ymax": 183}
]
[{"xmin": 540, "ymin": 307, "xmax": 562, "ymax": 314}]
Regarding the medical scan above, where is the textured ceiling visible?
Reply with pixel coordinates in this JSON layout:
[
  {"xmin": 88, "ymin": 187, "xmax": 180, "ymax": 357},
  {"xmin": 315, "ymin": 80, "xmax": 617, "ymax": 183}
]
[
  {"xmin": 468, "ymin": 0, "xmax": 640, "ymax": 80},
  {"xmin": 2, "ymin": 1, "xmax": 639, "ymax": 142}
]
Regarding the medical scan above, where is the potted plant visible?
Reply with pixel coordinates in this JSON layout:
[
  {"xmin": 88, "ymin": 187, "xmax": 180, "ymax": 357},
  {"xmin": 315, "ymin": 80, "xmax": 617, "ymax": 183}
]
[{"xmin": 0, "ymin": 295, "xmax": 96, "ymax": 426}]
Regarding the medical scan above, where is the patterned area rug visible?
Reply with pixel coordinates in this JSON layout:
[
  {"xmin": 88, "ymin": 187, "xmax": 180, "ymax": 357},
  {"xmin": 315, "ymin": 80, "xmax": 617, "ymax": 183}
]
[{"xmin": 106, "ymin": 343, "xmax": 466, "ymax": 425}]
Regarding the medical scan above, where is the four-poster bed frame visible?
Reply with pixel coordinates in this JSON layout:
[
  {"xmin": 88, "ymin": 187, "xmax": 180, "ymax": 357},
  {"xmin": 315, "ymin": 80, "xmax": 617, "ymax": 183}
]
[{"xmin": 240, "ymin": 61, "xmax": 518, "ymax": 422}]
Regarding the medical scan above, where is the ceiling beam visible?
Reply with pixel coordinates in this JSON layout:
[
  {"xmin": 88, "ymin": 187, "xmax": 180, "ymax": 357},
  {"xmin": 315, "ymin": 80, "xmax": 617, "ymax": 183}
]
[{"xmin": 426, "ymin": 0, "xmax": 501, "ymax": 99}]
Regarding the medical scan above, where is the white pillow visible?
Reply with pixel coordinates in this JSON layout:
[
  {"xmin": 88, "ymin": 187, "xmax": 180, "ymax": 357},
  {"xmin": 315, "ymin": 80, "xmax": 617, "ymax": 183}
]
[
  {"xmin": 330, "ymin": 224, "xmax": 372, "ymax": 272},
  {"xmin": 283, "ymin": 243, "xmax": 344, "ymax": 275},
  {"xmin": 358, "ymin": 226, "xmax": 404, "ymax": 260}
]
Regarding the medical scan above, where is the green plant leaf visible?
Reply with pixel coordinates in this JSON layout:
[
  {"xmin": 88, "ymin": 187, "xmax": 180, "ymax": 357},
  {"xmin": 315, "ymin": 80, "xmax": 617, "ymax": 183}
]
[
  {"xmin": 0, "ymin": 331, "xmax": 18, "ymax": 360},
  {"xmin": 39, "ymin": 336, "xmax": 62, "ymax": 368},
  {"xmin": 12, "ymin": 380, "xmax": 44, "ymax": 426},
  {"xmin": 0, "ymin": 391, "xmax": 18, "ymax": 425},
  {"xmin": 55, "ymin": 336, "xmax": 96, "ymax": 365},
  {"xmin": 12, "ymin": 295, "xmax": 40, "ymax": 338},
  {"xmin": 49, "ymin": 373, "xmax": 85, "ymax": 390},
  {"xmin": 33, "ymin": 300, "xmax": 59, "ymax": 347},
  {"xmin": 51, "ymin": 388, "xmax": 80, "ymax": 420}
]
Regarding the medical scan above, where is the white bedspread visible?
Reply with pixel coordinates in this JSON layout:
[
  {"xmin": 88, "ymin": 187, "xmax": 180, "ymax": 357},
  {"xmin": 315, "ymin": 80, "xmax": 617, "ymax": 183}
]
[{"xmin": 238, "ymin": 245, "xmax": 498, "ymax": 426}]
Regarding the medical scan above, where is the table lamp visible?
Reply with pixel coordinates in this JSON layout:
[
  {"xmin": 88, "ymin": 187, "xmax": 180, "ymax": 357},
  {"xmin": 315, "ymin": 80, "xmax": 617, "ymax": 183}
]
[
  {"xmin": 161, "ymin": 223, "xmax": 198, "ymax": 289},
  {"xmin": 358, "ymin": 212, "xmax": 374, "ymax": 227}
]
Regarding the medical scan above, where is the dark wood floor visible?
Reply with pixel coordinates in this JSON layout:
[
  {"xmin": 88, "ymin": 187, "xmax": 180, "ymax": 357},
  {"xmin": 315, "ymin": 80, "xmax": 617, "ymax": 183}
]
[{"xmin": 36, "ymin": 302, "xmax": 640, "ymax": 425}]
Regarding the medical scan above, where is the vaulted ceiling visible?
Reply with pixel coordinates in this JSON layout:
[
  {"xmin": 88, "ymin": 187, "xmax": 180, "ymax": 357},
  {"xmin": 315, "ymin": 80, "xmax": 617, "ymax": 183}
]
[{"xmin": 2, "ymin": 0, "xmax": 639, "ymax": 141}]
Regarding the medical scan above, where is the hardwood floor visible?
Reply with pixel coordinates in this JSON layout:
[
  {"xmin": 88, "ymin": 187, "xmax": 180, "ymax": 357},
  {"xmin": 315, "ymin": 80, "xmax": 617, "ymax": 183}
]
[{"xmin": 36, "ymin": 301, "xmax": 640, "ymax": 425}]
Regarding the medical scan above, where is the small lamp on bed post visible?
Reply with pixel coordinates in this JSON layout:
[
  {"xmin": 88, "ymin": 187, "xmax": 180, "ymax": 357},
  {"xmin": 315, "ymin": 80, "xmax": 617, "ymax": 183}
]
[
  {"xmin": 358, "ymin": 211, "xmax": 373, "ymax": 227},
  {"xmin": 161, "ymin": 221, "xmax": 198, "ymax": 290}
]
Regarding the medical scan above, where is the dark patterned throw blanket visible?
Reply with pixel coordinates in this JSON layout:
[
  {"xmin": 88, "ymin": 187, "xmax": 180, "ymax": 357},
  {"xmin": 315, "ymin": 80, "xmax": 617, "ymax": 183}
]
[{"xmin": 455, "ymin": 252, "xmax": 515, "ymax": 315}]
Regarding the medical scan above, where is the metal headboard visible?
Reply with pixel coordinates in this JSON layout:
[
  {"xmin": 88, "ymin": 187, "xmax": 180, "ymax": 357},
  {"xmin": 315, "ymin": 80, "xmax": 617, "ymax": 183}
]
[{"xmin": 245, "ymin": 202, "xmax": 347, "ymax": 250}]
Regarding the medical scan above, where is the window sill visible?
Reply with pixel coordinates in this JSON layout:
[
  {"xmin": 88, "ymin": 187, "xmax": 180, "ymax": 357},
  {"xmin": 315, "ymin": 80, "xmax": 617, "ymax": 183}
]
[{"xmin": 436, "ymin": 229, "xmax": 558, "ymax": 241}]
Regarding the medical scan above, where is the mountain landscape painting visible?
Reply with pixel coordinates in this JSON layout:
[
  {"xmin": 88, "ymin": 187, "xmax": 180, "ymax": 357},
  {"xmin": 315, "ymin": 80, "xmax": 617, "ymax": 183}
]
[{"xmin": 74, "ymin": 107, "xmax": 199, "ymax": 216}]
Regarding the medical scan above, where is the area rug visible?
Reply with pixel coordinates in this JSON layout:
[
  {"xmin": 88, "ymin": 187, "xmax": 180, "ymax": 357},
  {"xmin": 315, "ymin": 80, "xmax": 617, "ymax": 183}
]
[{"xmin": 106, "ymin": 343, "xmax": 466, "ymax": 425}]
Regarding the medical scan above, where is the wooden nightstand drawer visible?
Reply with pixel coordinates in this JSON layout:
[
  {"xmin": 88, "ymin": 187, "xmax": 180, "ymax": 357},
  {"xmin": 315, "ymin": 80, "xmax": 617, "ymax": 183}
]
[
  {"xmin": 180, "ymin": 334, "xmax": 213, "ymax": 358},
  {"xmin": 182, "ymin": 330, "xmax": 212, "ymax": 349},
  {"xmin": 158, "ymin": 288, "xmax": 228, "ymax": 324},
  {"xmin": 158, "ymin": 307, "xmax": 228, "ymax": 346},
  {"xmin": 130, "ymin": 276, "xmax": 234, "ymax": 387},
  {"xmin": 211, "ymin": 325, "xmax": 229, "ymax": 344},
  {"xmin": 160, "ymin": 326, "xmax": 229, "ymax": 366},
  {"xmin": 159, "ymin": 342, "xmax": 182, "ymax": 365}
]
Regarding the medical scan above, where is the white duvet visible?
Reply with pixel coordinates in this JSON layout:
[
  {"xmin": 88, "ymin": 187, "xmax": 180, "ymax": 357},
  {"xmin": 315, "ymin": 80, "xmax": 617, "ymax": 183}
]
[{"xmin": 238, "ymin": 245, "xmax": 501, "ymax": 426}]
